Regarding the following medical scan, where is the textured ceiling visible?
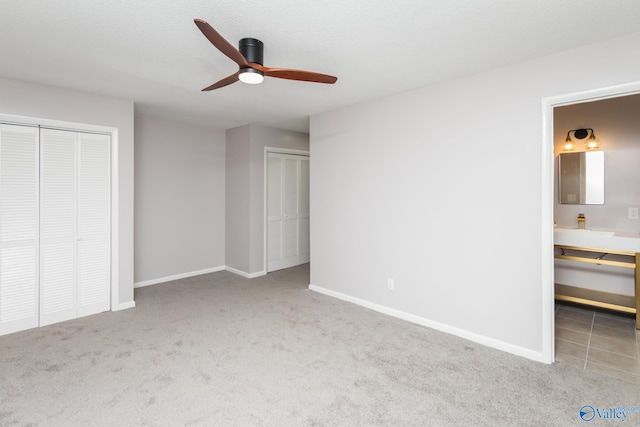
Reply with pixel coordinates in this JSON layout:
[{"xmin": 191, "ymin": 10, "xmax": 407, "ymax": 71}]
[{"xmin": 2, "ymin": 0, "xmax": 640, "ymax": 133}]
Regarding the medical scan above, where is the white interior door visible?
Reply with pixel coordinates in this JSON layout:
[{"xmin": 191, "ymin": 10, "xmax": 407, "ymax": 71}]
[
  {"xmin": 77, "ymin": 132, "xmax": 111, "ymax": 317},
  {"xmin": 40, "ymin": 129, "xmax": 78, "ymax": 326},
  {"xmin": 267, "ymin": 152, "xmax": 309, "ymax": 272},
  {"xmin": 0, "ymin": 124, "xmax": 111, "ymax": 336},
  {"xmin": 40, "ymin": 129, "xmax": 111, "ymax": 326},
  {"xmin": 0, "ymin": 124, "xmax": 39, "ymax": 335}
]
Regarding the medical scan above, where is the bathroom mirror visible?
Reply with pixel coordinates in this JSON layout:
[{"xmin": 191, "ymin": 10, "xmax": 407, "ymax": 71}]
[{"xmin": 558, "ymin": 151, "xmax": 604, "ymax": 204}]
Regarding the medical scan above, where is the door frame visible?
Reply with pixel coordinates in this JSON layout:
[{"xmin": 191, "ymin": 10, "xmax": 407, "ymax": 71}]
[
  {"xmin": 540, "ymin": 81, "xmax": 640, "ymax": 364},
  {"xmin": 263, "ymin": 147, "xmax": 310, "ymax": 274}
]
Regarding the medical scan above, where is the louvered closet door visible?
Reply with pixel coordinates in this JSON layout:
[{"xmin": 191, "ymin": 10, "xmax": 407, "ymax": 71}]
[
  {"xmin": 40, "ymin": 129, "xmax": 111, "ymax": 326},
  {"xmin": 267, "ymin": 153, "xmax": 310, "ymax": 272},
  {"xmin": 0, "ymin": 125, "xmax": 39, "ymax": 335},
  {"xmin": 77, "ymin": 132, "xmax": 110, "ymax": 317},
  {"xmin": 40, "ymin": 129, "xmax": 78, "ymax": 326}
]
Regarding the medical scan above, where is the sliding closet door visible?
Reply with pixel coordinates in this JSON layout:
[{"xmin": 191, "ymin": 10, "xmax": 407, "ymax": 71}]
[
  {"xmin": 40, "ymin": 129, "xmax": 110, "ymax": 326},
  {"xmin": 0, "ymin": 125, "xmax": 39, "ymax": 335},
  {"xmin": 267, "ymin": 152, "xmax": 310, "ymax": 272}
]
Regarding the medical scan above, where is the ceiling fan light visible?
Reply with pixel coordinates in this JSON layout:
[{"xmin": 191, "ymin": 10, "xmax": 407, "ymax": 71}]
[{"xmin": 239, "ymin": 68, "xmax": 264, "ymax": 84}]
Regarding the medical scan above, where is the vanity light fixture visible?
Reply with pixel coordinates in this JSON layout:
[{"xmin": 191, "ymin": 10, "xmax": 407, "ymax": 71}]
[
  {"xmin": 565, "ymin": 128, "xmax": 600, "ymax": 151},
  {"xmin": 563, "ymin": 132, "xmax": 576, "ymax": 151},
  {"xmin": 585, "ymin": 131, "xmax": 600, "ymax": 150}
]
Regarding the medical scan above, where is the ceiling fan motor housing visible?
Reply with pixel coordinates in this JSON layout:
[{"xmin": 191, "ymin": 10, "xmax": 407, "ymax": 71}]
[{"xmin": 239, "ymin": 38, "xmax": 264, "ymax": 65}]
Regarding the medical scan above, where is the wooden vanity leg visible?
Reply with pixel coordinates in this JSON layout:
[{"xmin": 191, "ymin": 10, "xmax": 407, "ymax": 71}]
[{"xmin": 636, "ymin": 253, "xmax": 640, "ymax": 330}]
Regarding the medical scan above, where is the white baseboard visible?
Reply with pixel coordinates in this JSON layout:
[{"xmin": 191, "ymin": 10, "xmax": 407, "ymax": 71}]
[
  {"xmin": 134, "ymin": 266, "xmax": 226, "ymax": 288},
  {"xmin": 225, "ymin": 266, "xmax": 266, "ymax": 279},
  {"xmin": 308, "ymin": 284, "xmax": 546, "ymax": 364},
  {"xmin": 114, "ymin": 301, "xmax": 136, "ymax": 311}
]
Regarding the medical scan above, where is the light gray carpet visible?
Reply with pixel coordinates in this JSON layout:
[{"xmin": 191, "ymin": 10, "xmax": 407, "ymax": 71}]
[{"xmin": 1, "ymin": 264, "xmax": 638, "ymax": 426}]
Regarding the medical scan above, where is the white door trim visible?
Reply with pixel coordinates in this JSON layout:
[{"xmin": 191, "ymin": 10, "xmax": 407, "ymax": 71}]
[
  {"xmin": 263, "ymin": 147, "xmax": 310, "ymax": 274},
  {"xmin": 540, "ymin": 81, "xmax": 640, "ymax": 364}
]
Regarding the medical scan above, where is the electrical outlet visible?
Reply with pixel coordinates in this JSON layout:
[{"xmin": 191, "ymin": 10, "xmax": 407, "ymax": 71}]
[
  {"xmin": 629, "ymin": 207, "xmax": 639, "ymax": 220},
  {"xmin": 387, "ymin": 278, "xmax": 394, "ymax": 290}
]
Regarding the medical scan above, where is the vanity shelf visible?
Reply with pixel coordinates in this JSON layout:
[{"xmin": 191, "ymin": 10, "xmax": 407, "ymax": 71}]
[{"xmin": 554, "ymin": 244, "xmax": 639, "ymax": 329}]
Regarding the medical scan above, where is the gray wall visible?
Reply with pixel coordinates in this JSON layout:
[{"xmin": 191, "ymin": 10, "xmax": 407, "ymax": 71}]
[
  {"xmin": 554, "ymin": 94, "xmax": 640, "ymax": 232},
  {"xmin": 226, "ymin": 124, "xmax": 309, "ymax": 275},
  {"xmin": 309, "ymin": 32, "xmax": 640, "ymax": 362},
  {"xmin": 134, "ymin": 115, "xmax": 226, "ymax": 284},
  {"xmin": 0, "ymin": 78, "xmax": 135, "ymax": 307},
  {"xmin": 225, "ymin": 125, "xmax": 252, "ymax": 273}
]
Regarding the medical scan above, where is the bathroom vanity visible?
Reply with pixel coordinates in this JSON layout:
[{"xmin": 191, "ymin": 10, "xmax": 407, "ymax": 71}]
[{"xmin": 554, "ymin": 228, "xmax": 640, "ymax": 329}]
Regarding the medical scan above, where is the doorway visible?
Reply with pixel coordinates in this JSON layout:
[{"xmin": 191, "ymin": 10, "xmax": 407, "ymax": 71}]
[{"xmin": 542, "ymin": 81, "xmax": 640, "ymax": 364}]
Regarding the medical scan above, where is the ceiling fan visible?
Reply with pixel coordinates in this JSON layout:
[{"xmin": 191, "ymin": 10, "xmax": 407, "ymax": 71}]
[{"xmin": 194, "ymin": 18, "xmax": 338, "ymax": 91}]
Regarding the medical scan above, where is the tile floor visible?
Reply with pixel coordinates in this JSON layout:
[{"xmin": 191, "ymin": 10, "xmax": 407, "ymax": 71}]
[{"xmin": 555, "ymin": 301, "xmax": 640, "ymax": 384}]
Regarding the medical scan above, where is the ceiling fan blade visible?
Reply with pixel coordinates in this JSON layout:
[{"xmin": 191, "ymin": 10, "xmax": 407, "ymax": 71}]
[
  {"xmin": 194, "ymin": 19, "xmax": 249, "ymax": 68},
  {"xmin": 202, "ymin": 72, "xmax": 240, "ymax": 91},
  {"xmin": 252, "ymin": 63, "xmax": 337, "ymax": 84}
]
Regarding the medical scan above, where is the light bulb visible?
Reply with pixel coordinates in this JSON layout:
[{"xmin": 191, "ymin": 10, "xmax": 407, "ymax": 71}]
[
  {"xmin": 239, "ymin": 69, "xmax": 264, "ymax": 84},
  {"xmin": 585, "ymin": 132, "xmax": 599, "ymax": 149}
]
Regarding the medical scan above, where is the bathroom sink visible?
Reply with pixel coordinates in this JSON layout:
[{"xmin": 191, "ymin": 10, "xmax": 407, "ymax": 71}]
[
  {"xmin": 554, "ymin": 228, "xmax": 640, "ymax": 252},
  {"xmin": 554, "ymin": 228, "xmax": 614, "ymax": 236}
]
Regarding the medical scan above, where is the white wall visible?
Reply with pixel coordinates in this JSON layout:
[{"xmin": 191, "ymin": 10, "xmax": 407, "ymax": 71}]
[
  {"xmin": 310, "ymin": 32, "xmax": 640, "ymax": 361},
  {"xmin": 225, "ymin": 124, "xmax": 309, "ymax": 276},
  {"xmin": 0, "ymin": 78, "xmax": 135, "ymax": 308},
  {"xmin": 134, "ymin": 116, "xmax": 226, "ymax": 285}
]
